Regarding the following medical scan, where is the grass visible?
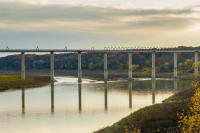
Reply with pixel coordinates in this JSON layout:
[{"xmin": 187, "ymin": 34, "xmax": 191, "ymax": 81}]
[
  {"xmin": 163, "ymin": 88, "xmax": 195, "ymax": 102},
  {"xmin": 0, "ymin": 75, "xmax": 21, "ymax": 82},
  {"xmin": 0, "ymin": 75, "xmax": 51, "ymax": 91},
  {"xmin": 94, "ymin": 87, "xmax": 195, "ymax": 133}
]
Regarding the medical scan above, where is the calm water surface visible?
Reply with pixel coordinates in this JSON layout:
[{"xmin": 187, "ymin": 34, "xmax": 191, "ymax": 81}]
[{"xmin": 0, "ymin": 77, "xmax": 192, "ymax": 133}]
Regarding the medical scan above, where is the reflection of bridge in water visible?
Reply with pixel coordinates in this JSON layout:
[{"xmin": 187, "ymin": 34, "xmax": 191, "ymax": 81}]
[
  {"xmin": 20, "ymin": 78, "xmax": 179, "ymax": 114},
  {"xmin": 0, "ymin": 48, "xmax": 197, "ymax": 113}
]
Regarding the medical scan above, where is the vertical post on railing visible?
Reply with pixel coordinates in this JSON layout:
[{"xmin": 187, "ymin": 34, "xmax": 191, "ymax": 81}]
[
  {"xmin": 104, "ymin": 53, "xmax": 108, "ymax": 81},
  {"xmin": 194, "ymin": 51, "xmax": 198, "ymax": 77},
  {"xmin": 50, "ymin": 51, "xmax": 54, "ymax": 82},
  {"xmin": 174, "ymin": 52, "xmax": 177, "ymax": 78},
  {"xmin": 21, "ymin": 52, "xmax": 25, "ymax": 80},
  {"xmin": 128, "ymin": 53, "xmax": 132, "ymax": 80},
  {"xmin": 78, "ymin": 52, "xmax": 82, "ymax": 82},
  {"xmin": 152, "ymin": 51, "xmax": 156, "ymax": 78}
]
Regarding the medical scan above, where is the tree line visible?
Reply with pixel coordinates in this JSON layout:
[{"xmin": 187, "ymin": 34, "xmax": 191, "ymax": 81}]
[{"xmin": 0, "ymin": 52, "xmax": 199, "ymax": 73}]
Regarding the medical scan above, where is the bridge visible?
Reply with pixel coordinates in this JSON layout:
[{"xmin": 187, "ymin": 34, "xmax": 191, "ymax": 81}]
[
  {"xmin": 1, "ymin": 48, "xmax": 197, "ymax": 112},
  {"xmin": 0, "ymin": 48, "xmax": 199, "ymax": 81}
]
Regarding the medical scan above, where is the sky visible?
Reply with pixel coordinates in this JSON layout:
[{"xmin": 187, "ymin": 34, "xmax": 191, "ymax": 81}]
[{"xmin": 0, "ymin": 0, "xmax": 200, "ymax": 49}]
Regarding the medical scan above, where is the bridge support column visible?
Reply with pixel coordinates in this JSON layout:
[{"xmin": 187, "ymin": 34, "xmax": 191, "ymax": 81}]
[
  {"xmin": 128, "ymin": 53, "xmax": 132, "ymax": 80},
  {"xmin": 152, "ymin": 52, "xmax": 156, "ymax": 78},
  {"xmin": 174, "ymin": 52, "xmax": 177, "ymax": 78},
  {"xmin": 78, "ymin": 52, "xmax": 82, "ymax": 82},
  {"xmin": 128, "ymin": 53, "xmax": 132, "ymax": 108},
  {"xmin": 21, "ymin": 52, "xmax": 25, "ymax": 80},
  {"xmin": 50, "ymin": 51, "xmax": 54, "ymax": 82},
  {"xmin": 104, "ymin": 53, "xmax": 108, "ymax": 81},
  {"xmin": 194, "ymin": 52, "xmax": 198, "ymax": 77},
  {"xmin": 152, "ymin": 52, "xmax": 156, "ymax": 104}
]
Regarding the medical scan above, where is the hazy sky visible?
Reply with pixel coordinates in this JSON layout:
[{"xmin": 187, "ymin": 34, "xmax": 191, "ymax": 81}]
[{"xmin": 0, "ymin": 0, "xmax": 200, "ymax": 49}]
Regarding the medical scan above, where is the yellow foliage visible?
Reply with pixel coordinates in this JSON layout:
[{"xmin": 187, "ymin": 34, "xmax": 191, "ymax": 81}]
[
  {"xmin": 124, "ymin": 125, "xmax": 141, "ymax": 133},
  {"xmin": 178, "ymin": 81, "xmax": 200, "ymax": 133}
]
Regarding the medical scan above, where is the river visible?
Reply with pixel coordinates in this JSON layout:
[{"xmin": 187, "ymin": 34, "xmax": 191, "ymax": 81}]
[{"xmin": 0, "ymin": 77, "xmax": 192, "ymax": 133}]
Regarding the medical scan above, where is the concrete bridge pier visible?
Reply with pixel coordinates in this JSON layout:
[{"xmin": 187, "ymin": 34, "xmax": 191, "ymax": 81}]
[
  {"xmin": 128, "ymin": 53, "xmax": 132, "ymax": 80},
  {"xmin": 104, "ymin": 53, "xmax": 108, "ymax": 81},
  {"xmin": 78, "ymin": 52, "xmax": 82, "ymax": 112},
  {"xmin": 152, "ymin": 52, "xmax": 156, "ymax": 78},
  {"xmin": 21, "ymin": 52, "xmax": 25, "ymax": 80},
  {"xmin": 174, "ymin": 52, "xmax": 177, "ymax": 78},
  {"xmin": 128, "ymin": 53, "xmax": 132, "ymax": 108},
  {"xmin": 194, "ymin": 52, "xmax": 198, "ymax": 77},
  {"xmin": 78, "ymin": 52, "xmax": 82, "ymax": 82},
  {"xmin": 50, "ymin": 51, "xmax": 54, "ymax": 82},
  {"xmin": 152, "ymin": 52, "xmax": 156, "ymax": 104}
]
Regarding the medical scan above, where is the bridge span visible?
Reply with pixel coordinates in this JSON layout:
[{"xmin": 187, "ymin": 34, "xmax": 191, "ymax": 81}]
[{"xmin": 0, "ymin": 48, "xmax": 199, "ymax": 81}]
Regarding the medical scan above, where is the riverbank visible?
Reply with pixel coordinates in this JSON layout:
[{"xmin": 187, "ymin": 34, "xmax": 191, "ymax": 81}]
[
  {"xmin": 94, "ymin": 85, "xmax": 196, "ymax": 133},
  {"xmin": 0, "ymin": 70, "xmax": 196, "ymax": 81},
  {"xmin": 0, "ymin": 75, "xmax": 51, "ymax": 91}
]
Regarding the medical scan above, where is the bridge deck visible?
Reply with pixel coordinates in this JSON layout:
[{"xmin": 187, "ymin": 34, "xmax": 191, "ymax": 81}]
[{"xmin": 0, "ymin": 49, "xmax": 199, "ymax": 53}]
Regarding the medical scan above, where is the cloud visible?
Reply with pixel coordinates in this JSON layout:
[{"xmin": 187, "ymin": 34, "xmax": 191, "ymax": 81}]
[
  {"xmin": 0, "ymin": 1, "xmax": 199, "ymax": 35},
  {"xmin": 0, "ymin": 1, "xmax": 193, "ymax": 22}
]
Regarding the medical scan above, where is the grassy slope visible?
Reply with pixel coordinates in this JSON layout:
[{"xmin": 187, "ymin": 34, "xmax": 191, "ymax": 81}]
[
  {"xmin": 163, "ymin": 88, "xmax": 195, "ymax": 102},
  {"xmin": 0, "ymin": 75, "xmax": 51, "ymax": 91},
  {"xmin": 94, "ymin": 88, "xmax": 195, "ymax": 133}
]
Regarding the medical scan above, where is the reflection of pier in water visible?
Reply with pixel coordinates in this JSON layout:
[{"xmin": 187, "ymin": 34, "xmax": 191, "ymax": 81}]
[
  {"xmin": 51, "ymin": 82, "xmax": 54, "ymax": 113},
  {"xmin": 78, "ymin": 82, "xmax": 82, "ymax": 112},
  {"xmin": 174, "ymin": 79, "xmax": 178, "ymax": 94},
  {"xmin": 21, "ymin": 88, "xmax": 25, "ymax": 114},
  {"xmin": 152, "ymin": 79, "xmax": 156, "ymax": 104},
  {"xmin": 104, "ymin": 80, "xmax": 108, "ymax": 110},
  {"xmin": 20, "ymin": 78, "xmax": 182, "ymax": 114}
]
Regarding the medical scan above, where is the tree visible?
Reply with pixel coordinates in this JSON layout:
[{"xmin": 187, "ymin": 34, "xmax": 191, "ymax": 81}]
[
  {"xmin": 164, "ymin": 62, "xmax": 170, "ymax": 72},
  {"xmin": 178, "ymin": 62, "xmax": 184, "ymax": 73},
  {"xmin": 178, "ymin": 81, "xmax": 200, "ymax": 132},
  {"xmin": 132, "ymin": 64, "xmax": 140, "ymax": 71},
  {"xmin": 88, "ymin": 62, "xmax": 95, "ymax": 70},
  {"xmin": 184, "ymin": 59, "xmax": 193, "ymax": 73},
  {"xmin": 145, "ymin": 60, "xmax": 151, "ymax": 67}
]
